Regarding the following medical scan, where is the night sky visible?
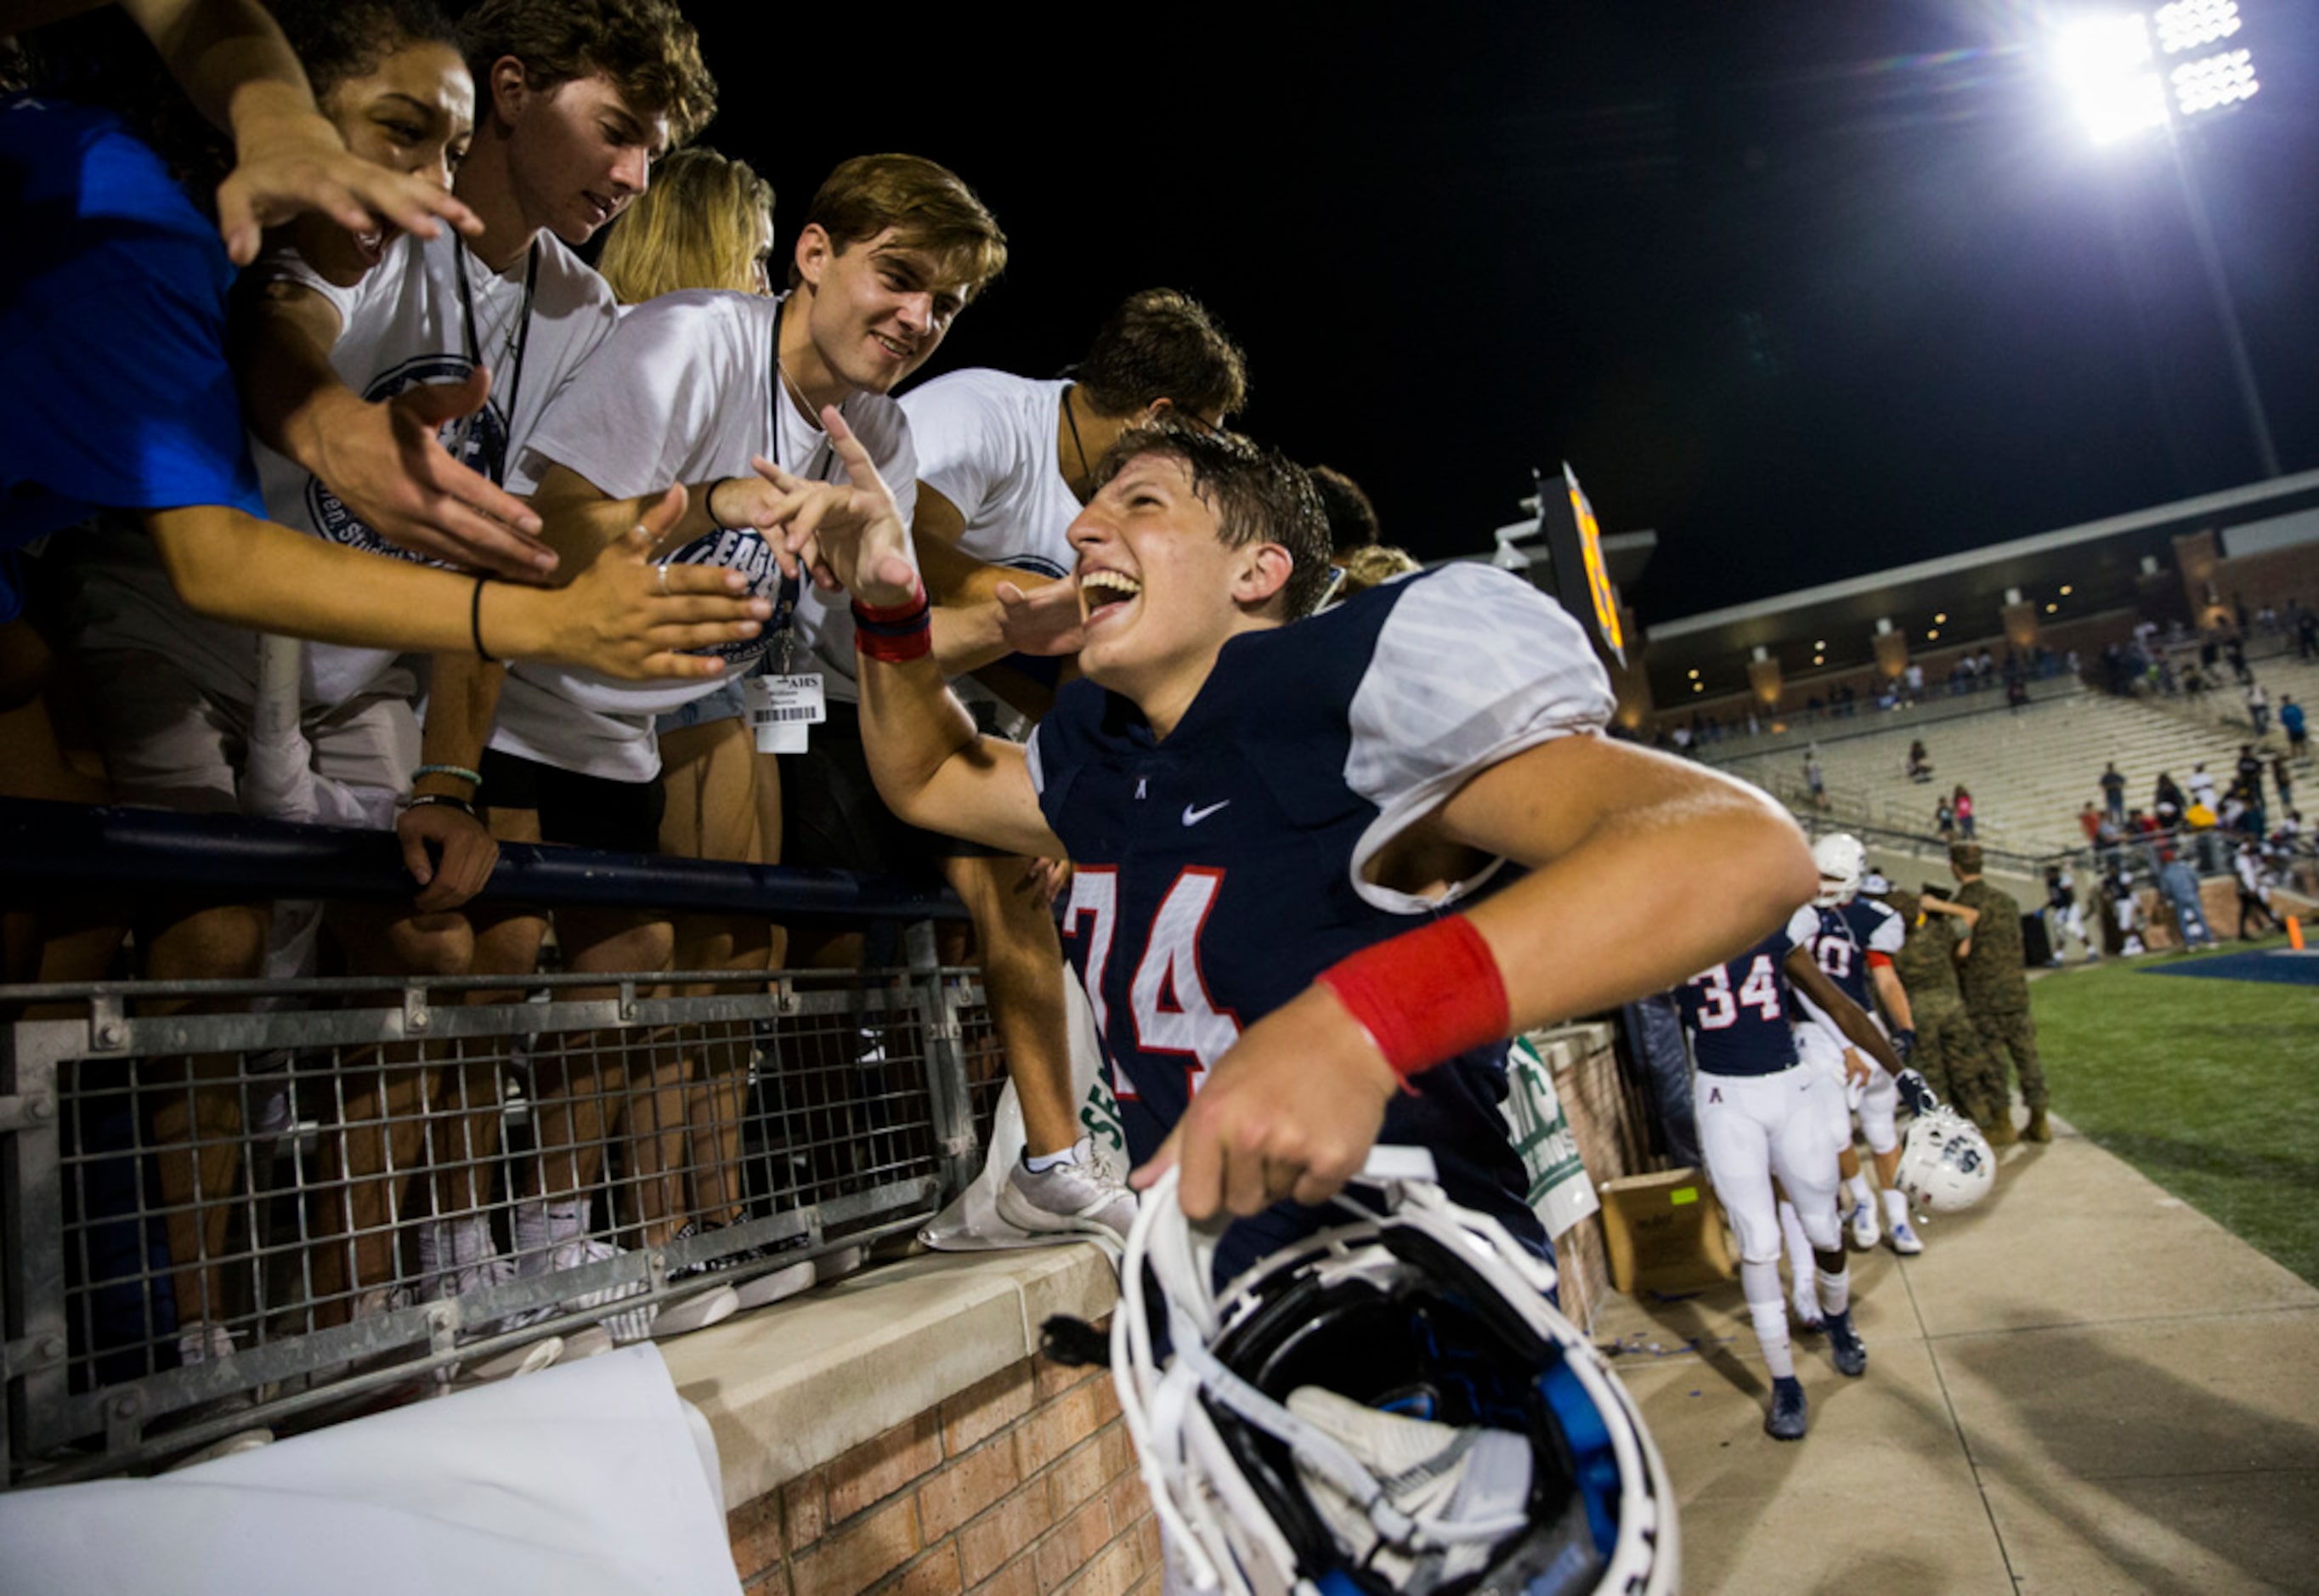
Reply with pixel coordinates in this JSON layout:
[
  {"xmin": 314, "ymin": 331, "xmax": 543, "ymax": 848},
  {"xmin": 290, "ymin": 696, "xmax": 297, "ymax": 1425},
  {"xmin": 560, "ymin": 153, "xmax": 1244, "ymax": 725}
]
[{"xmin": 688, "ymin": 2, "xmax": 2319, "ymax": 626}]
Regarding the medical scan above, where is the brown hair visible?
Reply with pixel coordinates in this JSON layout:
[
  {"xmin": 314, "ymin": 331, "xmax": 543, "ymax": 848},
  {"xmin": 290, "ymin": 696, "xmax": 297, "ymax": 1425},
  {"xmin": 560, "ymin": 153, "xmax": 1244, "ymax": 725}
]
[
  {"xmin": 786, "ymin": 154, "xmax": 1006, "ymax": 297},
  {"xmin": 1069, "ymin": 288, "xmax": 1247, "ymax": 422},
  {"xmin": 459, "ymin": 0, "xmax": 716, "ymax": 146},
  {"xmin": 1949, "ymin": 843, "xmax": 1983, "ymax": 875},
  {"xmin": 595, "ymin": 145, "xmax": 772, "ymax": 303},
  {"xmin": 1309, "ymin": 465, "xmax": 1380, "ymax": 554},
  {"xmin": 1097, "ymin": 425, "xmax": 1333, "ymax": 621}
]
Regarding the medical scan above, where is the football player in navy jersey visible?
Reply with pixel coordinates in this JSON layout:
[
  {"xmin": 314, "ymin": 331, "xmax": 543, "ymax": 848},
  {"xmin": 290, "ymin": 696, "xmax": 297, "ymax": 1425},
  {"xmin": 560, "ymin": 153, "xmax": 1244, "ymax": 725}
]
[
  {"xmin": 1793, "ymin": 835, "xmax": 1924, "ymax": 1258},
  {"xmin": 1677, "ymin": 904, "xmax": 1908, "ymax": 1438},
  {"xmin": 748, "ymin": 414, "xmax": 1818, "ymax": 1287}
]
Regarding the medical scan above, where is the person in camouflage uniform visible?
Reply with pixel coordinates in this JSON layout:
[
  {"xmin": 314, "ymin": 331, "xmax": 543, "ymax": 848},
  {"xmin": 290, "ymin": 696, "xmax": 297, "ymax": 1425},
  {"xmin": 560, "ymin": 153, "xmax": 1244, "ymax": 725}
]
[
  {"xmin": 1949, "ymin": 843, "xmax": 2050, "ymax": 1143},
  {"xmin": 1886, "ymin": 889, "xmax": 2009, "ymax": 1140}
]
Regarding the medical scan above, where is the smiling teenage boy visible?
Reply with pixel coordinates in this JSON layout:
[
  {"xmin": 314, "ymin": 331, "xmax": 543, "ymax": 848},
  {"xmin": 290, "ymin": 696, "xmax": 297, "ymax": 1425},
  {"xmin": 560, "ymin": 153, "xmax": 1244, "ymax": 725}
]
[
  {"xmin": 755, "ymin": 418, "xmax": 1818, "ymax": 1280},
  {"xmin": 408, "ymin": 154, "xmax": 1013, "ymax": 1311},
  {"xmin": 226, "ymin": 0, "xmax": 725, "ymax": 1316}
]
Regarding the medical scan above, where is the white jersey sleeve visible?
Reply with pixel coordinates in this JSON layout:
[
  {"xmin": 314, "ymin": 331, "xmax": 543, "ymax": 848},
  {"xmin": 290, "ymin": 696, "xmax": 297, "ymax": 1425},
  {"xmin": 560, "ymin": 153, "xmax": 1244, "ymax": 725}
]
[
  {"xmin": 1345, "ymin": 563, "xmax": 1617, "ymax": 912},
  {"xmin": 1864, "ymin": 901, "xmax": 1905, "ymax": 958},
  {"xmin": 1783, "ymin": 903, "xmax": 1823, "ymax": 950}
]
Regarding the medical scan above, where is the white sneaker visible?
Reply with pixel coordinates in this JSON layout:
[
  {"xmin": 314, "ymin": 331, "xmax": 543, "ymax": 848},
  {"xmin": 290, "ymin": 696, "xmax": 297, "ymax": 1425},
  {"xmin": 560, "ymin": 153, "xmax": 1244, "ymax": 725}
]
[
  {"xmin": 1284, "ymin": 1386, "xmax": 1532, "ymax": 1588},
  {"xmin": 994, "ymin": 1139, "xmax": 1137, "ymax": 1240},
  {"xmin": 1848, "ymin": 1201, "xmax": 1880, "ymax": 1251},
  {"xmin": 1888, "ymin": 1219, "xmax": 1925, "ymax": 1256}
]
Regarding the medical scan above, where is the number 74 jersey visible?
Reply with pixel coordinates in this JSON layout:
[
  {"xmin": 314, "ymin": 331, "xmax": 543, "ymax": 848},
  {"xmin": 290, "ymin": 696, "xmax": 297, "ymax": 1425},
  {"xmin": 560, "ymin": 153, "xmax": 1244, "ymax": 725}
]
[
  {"xmin": 1024, "ymin": 564, "xmax": 1616, "ymax": 1231},
  {"xmin": 1675, "ymin": 903, "xmax": 1820, "ymax": 1076}
]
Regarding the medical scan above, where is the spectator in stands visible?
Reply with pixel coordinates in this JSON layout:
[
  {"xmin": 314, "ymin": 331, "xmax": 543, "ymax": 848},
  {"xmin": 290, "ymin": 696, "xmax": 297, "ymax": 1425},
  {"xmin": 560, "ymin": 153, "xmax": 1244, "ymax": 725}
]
[
  {"xmin": 1804, "ymin": 748, "xmax": 1826, "ymax": 809},
  {"xmin": 2157, "ymin": 852, "xmax": 2215, "ymax": 950},
  {"xmin": 440, "ymin": 155, "xmax": 1022, "ymax": 1287},
  {"xmin": 237, "ymin": 0, "xmax": 733, "ymax": 1334},
  {"xmin": 2226, "ymin": 633, "xmax": 2249, "ymax": 684},
  {"xmin": 2189, "ymin": 761, "xmax": 2220, "ymax": 811},
  {"xmin": 586, "ymin": 144, "xmax": 808, "ymax": 1291},
  {"xmin": 1906, "ymin": 739, "xmax": 1932, "ymax": 783},
  {"xmin": 2284, "ymin": 695, "xmax": 2308, "ymax": 758},
  {"xmin": 2238, "ymin": 745, "xmax": 2267, "ymax": 806},
  {"xmin": 2246, "ymin": 679, "xmax": 2271, "ymax": 738},
  {"xmin": 2273, "ymin": 755, "xmax": 2295, "ymax": 817},
  {"xmin": 1935, "ymin": 793, "xmax": 1955, "ymax": 841},
  {"xmin": 1953, "ymin": 784, "xmax": 1977, "ymax": 840},
  {"xmin": 2079, "ymin": 803, "xmax": 2103, "ymax": 847},
  {"xmin": 2101, "ymin": 761, "xmax": 2128, "ymax": 824},
  {"xmin": 1903, "ymin": 660, "xmax": 1925, "ymax": 702},
  {"xmin": 2185, "ymin": 793, "xmax": 2221, "ymax": 873},
  {"xmin": 2297, "ymin": 608, "xmax": 2318, "ymax": 662},
  {"xmin": 2154, "ymin": 771, "xmax": 2186, "ymax": 827}
]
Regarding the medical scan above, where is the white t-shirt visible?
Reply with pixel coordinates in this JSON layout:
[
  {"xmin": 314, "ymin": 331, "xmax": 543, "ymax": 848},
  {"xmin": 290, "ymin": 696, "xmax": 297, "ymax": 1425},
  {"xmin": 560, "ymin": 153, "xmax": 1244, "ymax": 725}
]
[
  {"xmin": 495, "ymin": 290, "xmax": 917, "ymax": 779},
  {"xmin": 64, "ymin": 228, "xmax": 618, "ymax": 710},
  {"xmin": 900, "ymin": 371, "xmax": 1079, "ymax": 579}
]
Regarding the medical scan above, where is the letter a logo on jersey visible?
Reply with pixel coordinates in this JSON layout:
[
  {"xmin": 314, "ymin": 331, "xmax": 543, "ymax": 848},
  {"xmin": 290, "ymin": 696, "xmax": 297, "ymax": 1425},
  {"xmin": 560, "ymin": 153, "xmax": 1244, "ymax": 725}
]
[{"xmin": 1708, "ymin": 1087, "xmax": 1722, "ymax": 1104}]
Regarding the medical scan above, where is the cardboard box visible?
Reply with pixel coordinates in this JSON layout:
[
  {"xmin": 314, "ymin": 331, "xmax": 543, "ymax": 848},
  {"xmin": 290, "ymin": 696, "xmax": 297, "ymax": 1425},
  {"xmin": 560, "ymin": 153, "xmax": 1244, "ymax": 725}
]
[{"xmin": 1596, "ymin": 1169, "xmax": 1737, "ymax": 1294}]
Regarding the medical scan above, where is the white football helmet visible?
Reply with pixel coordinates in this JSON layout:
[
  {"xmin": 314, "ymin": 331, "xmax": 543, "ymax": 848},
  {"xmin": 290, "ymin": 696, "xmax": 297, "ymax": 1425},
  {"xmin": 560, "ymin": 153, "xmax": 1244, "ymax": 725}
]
[
  {"xmin": 1895, "ymin": 1108, "xmax": 1995, "ymax": 1213},
  {"xmin": 1115, "ymin": 1149, "xmax": 1677, "ymax": 1596},
  {"xmin": 1813, "ymin": 832, "xmax": 1867, "ymax": 907}
]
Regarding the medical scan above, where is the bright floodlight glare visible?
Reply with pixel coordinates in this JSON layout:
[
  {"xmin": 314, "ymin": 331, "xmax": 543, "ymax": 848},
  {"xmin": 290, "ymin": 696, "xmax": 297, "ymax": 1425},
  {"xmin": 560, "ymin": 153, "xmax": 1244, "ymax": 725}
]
[
  {"xmin": 2173, "ymin": 48, "xmax": 2259, "ymax": 115},
  {"xmin": 2153, "ymin": 0, "xmax": 2240, "ymax": 54},
  {"xmin": 2059, "ymin": 14, "xmax": 2169, "ymax": 141}
]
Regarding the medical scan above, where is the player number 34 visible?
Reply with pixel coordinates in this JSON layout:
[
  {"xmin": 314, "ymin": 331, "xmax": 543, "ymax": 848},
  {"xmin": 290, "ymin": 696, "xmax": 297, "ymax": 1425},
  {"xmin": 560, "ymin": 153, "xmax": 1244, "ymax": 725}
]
[{"xmin": 1687, "ymin": 954, "xmax": 1784, "ymax": 1030}]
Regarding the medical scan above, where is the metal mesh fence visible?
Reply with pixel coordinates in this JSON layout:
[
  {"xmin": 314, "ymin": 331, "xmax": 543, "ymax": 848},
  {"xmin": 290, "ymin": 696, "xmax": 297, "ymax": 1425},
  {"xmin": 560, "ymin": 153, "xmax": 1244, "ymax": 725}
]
[{"xmin": 1, "ymin": 959, "xmax": 987, "ymax": 1484}]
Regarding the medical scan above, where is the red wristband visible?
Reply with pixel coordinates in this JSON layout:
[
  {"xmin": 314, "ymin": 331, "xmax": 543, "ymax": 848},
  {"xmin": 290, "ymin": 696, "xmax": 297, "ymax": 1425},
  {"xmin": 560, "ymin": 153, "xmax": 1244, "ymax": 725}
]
[
  {"xmin": 852, "ymin": 581, "xmax": 931, "ymax": 664},
  {"xmin": 1313, "ymin": 914, "xmax": 1510, "ymax": 1082}
]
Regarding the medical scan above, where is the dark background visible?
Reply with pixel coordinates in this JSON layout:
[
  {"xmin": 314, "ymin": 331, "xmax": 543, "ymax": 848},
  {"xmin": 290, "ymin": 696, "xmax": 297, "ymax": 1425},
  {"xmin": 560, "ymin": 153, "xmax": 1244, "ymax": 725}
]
[{"xmin": 689, "ymin": 1, "xmax": 2319, "ymax": 625}]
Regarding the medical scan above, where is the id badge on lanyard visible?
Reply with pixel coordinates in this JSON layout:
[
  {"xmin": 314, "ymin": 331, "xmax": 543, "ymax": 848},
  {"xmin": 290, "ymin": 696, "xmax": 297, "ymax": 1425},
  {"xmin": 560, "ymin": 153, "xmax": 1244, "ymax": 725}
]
[{"xmin": 749, "ymin": 574, "xmax": 823, "ymax": 752}]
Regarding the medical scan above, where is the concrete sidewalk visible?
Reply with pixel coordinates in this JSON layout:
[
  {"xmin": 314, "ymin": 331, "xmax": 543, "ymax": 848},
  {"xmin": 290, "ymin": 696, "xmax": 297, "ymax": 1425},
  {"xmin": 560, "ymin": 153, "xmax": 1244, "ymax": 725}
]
[{"xmin": 1592, "ymin": 1118, "xmax": 2319, "ymax": 1593}]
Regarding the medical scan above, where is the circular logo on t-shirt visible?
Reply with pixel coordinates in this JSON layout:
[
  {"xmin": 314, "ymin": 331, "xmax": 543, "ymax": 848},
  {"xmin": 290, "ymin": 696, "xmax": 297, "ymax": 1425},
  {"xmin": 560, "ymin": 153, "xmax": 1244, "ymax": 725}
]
[
  {"xmin": 305, "ymin": 355, "xmax": 506, "ymax": 564},
  {"xmin": 665, "ymin": 525, "xmax": 783, "ymax": 664}
]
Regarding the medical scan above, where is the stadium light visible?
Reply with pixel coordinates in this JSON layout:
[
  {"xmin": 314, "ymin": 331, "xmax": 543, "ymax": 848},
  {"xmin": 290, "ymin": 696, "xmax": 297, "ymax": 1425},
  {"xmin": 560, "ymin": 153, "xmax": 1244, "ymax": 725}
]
[{"xmin": 2053, "ymin": 6, "xmax": 2279, "ymax": 478}]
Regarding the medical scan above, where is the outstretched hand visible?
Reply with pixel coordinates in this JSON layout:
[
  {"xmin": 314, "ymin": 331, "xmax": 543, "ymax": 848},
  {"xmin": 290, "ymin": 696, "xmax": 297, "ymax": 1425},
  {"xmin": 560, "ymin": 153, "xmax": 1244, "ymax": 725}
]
[
  {"xmin": 218, "ymin": 108, "xmax": 480, "ymax": 267},
  {"xmin": 320, "ymin": 365, "xmax": 556, "ymax": 580},
  {"xmin": 747, "ymin": 407, "xmax": 919, "ymax": 604},
  {"xmin": 994, "ymin": 578, "xmax": 1087, "ymax": 658},
  {"xmin": 1130, "ymin": 985, "xmax": 1400, "ymax": 1222},
  {"xmin": 537, "ymin": 485, "xmax": 773, "ymax": 679}
]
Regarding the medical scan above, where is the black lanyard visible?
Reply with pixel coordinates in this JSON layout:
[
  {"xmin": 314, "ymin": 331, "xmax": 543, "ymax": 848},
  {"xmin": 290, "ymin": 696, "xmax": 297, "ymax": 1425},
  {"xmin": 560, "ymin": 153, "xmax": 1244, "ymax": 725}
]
[
  {"xmin": 453, "ymin": 236, "xmax": 540, "ymax": 484},
  {"xmin": 767, "ymin": 295, "xmax": 837, "ymax": 484},
  {"xmin": 766, "ymin": 295, "xmax": 840, "ymax": 631}
]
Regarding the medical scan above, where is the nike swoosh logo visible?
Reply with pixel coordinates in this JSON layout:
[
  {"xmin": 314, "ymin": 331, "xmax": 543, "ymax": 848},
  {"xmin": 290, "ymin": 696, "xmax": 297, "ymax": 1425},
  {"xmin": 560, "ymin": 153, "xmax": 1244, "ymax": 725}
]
[{"xmin": 1181, "ymin": 801, "xmax": 1230, "ymax": 826}]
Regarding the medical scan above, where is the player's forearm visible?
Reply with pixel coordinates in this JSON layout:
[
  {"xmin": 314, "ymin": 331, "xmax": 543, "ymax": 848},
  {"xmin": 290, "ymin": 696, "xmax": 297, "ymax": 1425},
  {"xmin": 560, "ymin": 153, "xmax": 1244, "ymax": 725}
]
[
  {"xmin": 857, "ymin": 651, "xmax": 1061, "ymax": 858},
  {"xmin": 1872, "ymin": 965, "xmax": 1915, "ymax": 1032},
  {"xmin": 1824, "ymin": 988, "xmax": 1904, "ymax": 1073},
  {"xmin": 1465, "ymin": 780, "xmax": 1816, "ymax": 1037}
]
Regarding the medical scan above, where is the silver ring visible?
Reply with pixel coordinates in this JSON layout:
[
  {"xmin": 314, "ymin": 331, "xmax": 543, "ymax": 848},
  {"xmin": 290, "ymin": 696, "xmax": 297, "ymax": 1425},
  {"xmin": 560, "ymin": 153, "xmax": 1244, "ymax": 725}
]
[{"xmin": 656, "ymin": 560, "xmax": 672, "ymax": 597}]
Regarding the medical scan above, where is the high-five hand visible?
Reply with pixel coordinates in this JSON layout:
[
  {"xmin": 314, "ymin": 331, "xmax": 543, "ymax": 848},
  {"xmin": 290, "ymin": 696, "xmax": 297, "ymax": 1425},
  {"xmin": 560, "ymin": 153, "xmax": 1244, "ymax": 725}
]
[{"xmin": 748, "ymin": 407, "xmax": 919, "ymax": 605}]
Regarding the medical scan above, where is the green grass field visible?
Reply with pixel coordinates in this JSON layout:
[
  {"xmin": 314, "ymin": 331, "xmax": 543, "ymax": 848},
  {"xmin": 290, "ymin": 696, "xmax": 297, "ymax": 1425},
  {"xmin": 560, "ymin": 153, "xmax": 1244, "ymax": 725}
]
[{"xmin": 2033, "ymin": 941, "xmax": 2319, "ymax": 1287}]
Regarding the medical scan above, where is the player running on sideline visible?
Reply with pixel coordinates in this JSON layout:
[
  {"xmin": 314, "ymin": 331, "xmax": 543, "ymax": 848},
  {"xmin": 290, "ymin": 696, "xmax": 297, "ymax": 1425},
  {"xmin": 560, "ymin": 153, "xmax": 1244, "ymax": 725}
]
[
  {"xmin": 1676, "ymin": 914, "xmax": 1911, "ymax": 1438},
  {"xmin": 741, "ymin": 412, "xmax": 1817, "ymax": 1289}
]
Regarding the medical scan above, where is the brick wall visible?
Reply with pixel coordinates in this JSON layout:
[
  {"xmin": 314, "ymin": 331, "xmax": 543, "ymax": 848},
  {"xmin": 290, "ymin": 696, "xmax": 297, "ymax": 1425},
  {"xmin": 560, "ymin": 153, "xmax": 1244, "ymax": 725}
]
[{"xmin": 728, "ymin": 1337, "xmax": 1159, "ymax": 1596}]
